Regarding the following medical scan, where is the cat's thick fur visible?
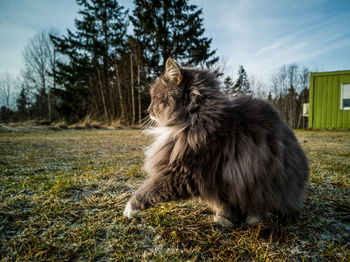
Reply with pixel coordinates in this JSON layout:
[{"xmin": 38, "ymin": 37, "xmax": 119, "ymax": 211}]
[{"xmin": 124, "ymin": 58, "xmax": 309, "ymax": 226}]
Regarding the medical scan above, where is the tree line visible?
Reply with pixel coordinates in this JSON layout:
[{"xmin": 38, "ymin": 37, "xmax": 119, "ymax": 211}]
[
  {"xmin": 222, "ymin": 64, "xmax": 309, "ymax": 129},
  {"xmin": 0, "ymin": 0, "xmax": 310, "ymax": 129},
  {"xmin": 0, "ymin": 0, "xmax": 217, "ymax": 126}
]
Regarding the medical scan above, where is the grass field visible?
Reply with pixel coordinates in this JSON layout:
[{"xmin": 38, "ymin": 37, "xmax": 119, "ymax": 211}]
[{"xmin": 0, "ymin": 128, "xmax": 349, "ymax": 261}]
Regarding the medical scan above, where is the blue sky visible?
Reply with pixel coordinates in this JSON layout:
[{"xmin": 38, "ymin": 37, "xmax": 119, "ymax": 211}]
[{"xmin": 0, "ymin": 0, "xmax": 349, "ymax": 81}]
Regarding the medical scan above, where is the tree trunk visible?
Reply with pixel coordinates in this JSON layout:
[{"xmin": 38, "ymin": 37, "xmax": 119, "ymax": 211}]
[
  {"xmin": 50, "ymin": 48, "xmax": 56, "ymax": 122},
  {"xmin": 136, "ymin": 54, "xmax": 142, "ymax": 126},
  {"xmin": 130, "ymin": 54, "xmax": 135, "ymax": 126},
  {"xmin": 41, "ymin": 71, "xmax": 46, "ymax": 119},
  {"xmin": 114, "ymin": 63, "xmax": 125, "ymax": 123},
  {"xmin": 96, "ymin": 67, "xmax": 109, "ymax": 123},
  {"xmin": 108, "ymin": 79, "xmax": 116, "ymax": 120},
  {"xmin": 297, "ymin": 91, "xmax": 304, "ymax": 129},
  {"xmin": 48, "ymin": 89, "xmax": 51, "ymax": 121}
]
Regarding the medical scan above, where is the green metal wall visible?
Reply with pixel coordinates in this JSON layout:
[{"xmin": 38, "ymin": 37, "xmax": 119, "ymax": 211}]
[{"xmin": 309, "ymin": 70, "xmax": 350, "ymax": 128}]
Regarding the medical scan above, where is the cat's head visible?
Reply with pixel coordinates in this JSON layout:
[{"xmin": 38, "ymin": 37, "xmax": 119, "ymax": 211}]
[
  {"xmin": 148, "ymin": 58, "xmax": 184, "ymax": 126},
  {"xmin": 148, "ymin": 58, "xmax": 224, "ymax": 127}
]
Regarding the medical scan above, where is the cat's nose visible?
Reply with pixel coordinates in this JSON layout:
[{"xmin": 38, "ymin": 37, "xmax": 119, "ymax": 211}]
[{"xmin": 147, "ymin": 106, "xmax": 151, "ymax": 114}]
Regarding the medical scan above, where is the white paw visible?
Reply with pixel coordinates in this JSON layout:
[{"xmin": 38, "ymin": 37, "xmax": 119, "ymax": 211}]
[
  {"xmin": 246, "ymin": 215, "xmax": 261, "ymax": 226},
  {"xmin": 214, "ymin": 216, "xmax": 233, "ymax": 227},
  {"xmin": 123, "ymin": 200, "xmax": 140, "ymax": 218}
]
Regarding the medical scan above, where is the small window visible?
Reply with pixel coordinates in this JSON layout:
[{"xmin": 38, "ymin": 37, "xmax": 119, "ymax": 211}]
[{"xmin": 341, "ymin": 83, "xmax": 350, "ymax": 110}]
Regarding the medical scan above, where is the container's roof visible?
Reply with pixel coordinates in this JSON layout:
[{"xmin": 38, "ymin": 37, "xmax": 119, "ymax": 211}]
[{"xmin": 311, "ymin": 70, "xmax": 350, "ymax": 77}]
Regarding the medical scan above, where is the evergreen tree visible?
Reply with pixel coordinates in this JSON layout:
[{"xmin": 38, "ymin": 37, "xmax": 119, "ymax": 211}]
[
  {"xmin": 232, "ymin": 65, "xmax": 251, "ymax": 96},
  {"xmin": 267, "ymin": 91, "xmax": 273, "ymax": 103},
  {"xmin": 0, "ymin": 106, "xmax": 15, "ymax": 122},
  {"xmin": 31, "ymin": 87, "xmax": 49, "ymax": 120},
  {"xmin": 16, "ymin": 87, "xmax": 28, "ymax": 120},
  {"xmin": 51, "ymin": 0, "xmax": 128, "ymax": 122},
  {"xmin": 131, "ymin": 0, "xmax": 218, "ymax": 74},
  {"xmin": 223, "ymin": 76, "xmax": 234, "ymax": 96}
]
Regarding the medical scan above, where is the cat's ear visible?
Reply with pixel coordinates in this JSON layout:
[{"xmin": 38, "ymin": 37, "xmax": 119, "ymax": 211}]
[{"xmin": 165, "ymin": 58, "xmax": 182, "ymax": 85}]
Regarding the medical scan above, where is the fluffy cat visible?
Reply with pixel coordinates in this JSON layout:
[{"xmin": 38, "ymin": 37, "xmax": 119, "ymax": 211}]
[{"xmin": 124, "ymin": 58, "xmax": 309, "ymax": 226}]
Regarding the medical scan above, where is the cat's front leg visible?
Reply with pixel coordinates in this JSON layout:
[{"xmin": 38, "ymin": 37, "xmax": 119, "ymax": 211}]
[
  {"xmin": 123, "ymin": 187, "xmax": 152, "ymax": 218},
  {"xmin": 123, "ymin": 174, "xmax": 191, "ymax": 218},
  {"xmin": 123, "ymin": 197, "xmax": 142, "ymax": 218}
]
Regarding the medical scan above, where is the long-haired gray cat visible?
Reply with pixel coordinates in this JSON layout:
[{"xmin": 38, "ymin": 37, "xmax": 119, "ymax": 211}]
[{"xmin": 124, "ymin": 58, "xmax": 309, "ymax": 226}]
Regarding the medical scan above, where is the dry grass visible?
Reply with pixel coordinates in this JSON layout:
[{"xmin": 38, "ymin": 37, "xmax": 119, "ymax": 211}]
[{"xmin": 0, "ymin": 128, "xmax": 349, "ymax": 261}]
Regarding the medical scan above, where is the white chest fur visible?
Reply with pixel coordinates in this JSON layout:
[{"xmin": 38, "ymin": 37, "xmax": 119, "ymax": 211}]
[{"xmin": 144, "ymin": 127, "xmax": 175, "ymax": 158}]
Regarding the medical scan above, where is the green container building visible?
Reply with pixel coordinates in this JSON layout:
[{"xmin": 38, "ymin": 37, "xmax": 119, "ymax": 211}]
[{"xmin": 309, "ymin": 70, "xmax": 350, "ymax": 129}]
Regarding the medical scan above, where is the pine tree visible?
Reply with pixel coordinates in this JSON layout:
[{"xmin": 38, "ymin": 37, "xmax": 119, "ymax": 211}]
[
  {"xmin": 267, "ymin": 91, "xmax": 273, "ymax": 103},
  {"xmin": 232, "ymin": 66, "xmax": 251, "ymax": 96},
  {"xmin": 51, "ymin": 0, "xmax": 128, "ymax": 122},
  {"xmin": 131, "ymin": 0, "xmax": 218, "ymax": 74},
  {"xmin": 16, "ymin": 87, "xmax": 28, "ymax": 120},
  {"xmin": 223, "ymin": 76, "xmax": 234, "ymax": 96}
]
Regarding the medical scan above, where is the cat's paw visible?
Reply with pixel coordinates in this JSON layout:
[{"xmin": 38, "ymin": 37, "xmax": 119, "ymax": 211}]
[
  {"xmin": 123, "ymin": 200, "xmax": 140, "ymax": 218},
  {"xmin": 214, "ymin": 215, "xmax": 233, "ymax": 227},
  {"xmin": 246, "ymin": 215, "xmax": 261, "ymax": 226}
]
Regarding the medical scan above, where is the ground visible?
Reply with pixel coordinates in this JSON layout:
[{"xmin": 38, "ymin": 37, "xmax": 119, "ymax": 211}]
[{"xmin": 0, "ymin": 128, "xmax": 349, "ymax": 261}]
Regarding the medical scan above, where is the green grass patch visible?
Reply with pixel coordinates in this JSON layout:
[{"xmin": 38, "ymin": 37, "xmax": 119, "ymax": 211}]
[{"xmin": 1, "ymin": 129, "xmax": 349, "ymax": 261}]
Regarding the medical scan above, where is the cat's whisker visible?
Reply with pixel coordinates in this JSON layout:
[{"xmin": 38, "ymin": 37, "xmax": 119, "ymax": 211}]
[
  {"xmin": 141, "ymin": 115, "xmax": 157, "ymax": 129},
  {"xmin": 150, "ymin": 118, "xmax": 157, "ymax": 128},
  {"xmin": 141, "ymin": 116, "xmax": 153, "ymax": 129},
  {"xmin": 140, "ymin": 116, "xmax": 149, "ymax": 125}
]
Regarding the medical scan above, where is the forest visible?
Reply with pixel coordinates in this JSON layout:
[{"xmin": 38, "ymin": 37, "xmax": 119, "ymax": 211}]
[{"xmin": 0, "ymin": 0, "xmax": 310, "ymax": 129}]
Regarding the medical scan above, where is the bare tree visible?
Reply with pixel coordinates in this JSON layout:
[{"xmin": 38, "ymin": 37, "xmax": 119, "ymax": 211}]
[
  {"xmin": 0, "ymin": 73, "xmax": 15, "ymax": 109},
  {"xmin": 298, "ymin": 67, "xmax": 310, "ymax": 128},
  {"xmin": 268, "ymin": 64, "xmax": 310, "ymax": 129},
  {"xmin": 249, "ymin": 75, "xmax": 267, "ymax": 99},
  {"xmin": 47, "ymin": 29, "xmax": 59, "ymax": 121},
  {"xmin": 286, "ymin": 64, "xmax": 298, "ymax": 127},
  {"xmin": 270, "ymin": 65, "xmax": 288, "ymax": 124},
  {"xmin": 22, "ymin": 30, "xmax": 57, "ymax": 120},
  {"xmin": 299, "ymin": 67, "xmax": 310, "ymax": 91}
]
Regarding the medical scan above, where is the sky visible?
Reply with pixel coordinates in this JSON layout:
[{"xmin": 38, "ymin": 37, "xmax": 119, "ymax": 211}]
[{"xmin": 0, "ymin": 0, "xmax": 349, "ymax": 82}]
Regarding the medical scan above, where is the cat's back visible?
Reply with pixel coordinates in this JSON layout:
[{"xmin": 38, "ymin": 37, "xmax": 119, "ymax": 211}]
[
  {"xmin": 221, "ymin": 95, "xmax": 307, "ymax": 170},
  {"xmin": 216, "ymin": 95, "xmax": 309, "ymax": 215},
  {"xmin": 221, "ymin": 95, "xmax": 308, "ymax": 179},
  {"xmin": 224, "ymin": 96, "xmax": 284, "ymax": 132}
]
